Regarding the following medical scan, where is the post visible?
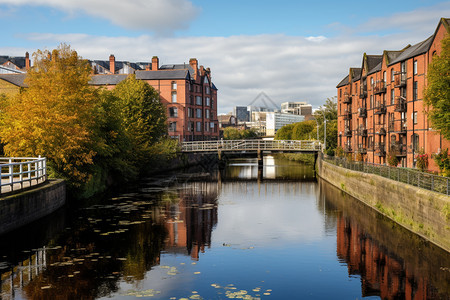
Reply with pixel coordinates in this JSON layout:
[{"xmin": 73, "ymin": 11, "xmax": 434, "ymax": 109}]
[
  {"xmin": 324, "ymin": 119, "xmax": 327, "ymax": 151},
  {"xmin": 9, "ymin": 158, "xmax": 13, "ymax": 192}
]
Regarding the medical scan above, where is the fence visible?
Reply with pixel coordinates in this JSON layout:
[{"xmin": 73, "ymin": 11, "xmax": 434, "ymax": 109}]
[
  {"xmin": 181, "ymin": 140, "xmax": 321, "ymax": 152},
  {"xmin": 324, "ymin": 155, "xmax": 449, "ymax": 196},
  {"xmin": 0, "ymin": 157, "xmax": 47, "ymax": 194}
]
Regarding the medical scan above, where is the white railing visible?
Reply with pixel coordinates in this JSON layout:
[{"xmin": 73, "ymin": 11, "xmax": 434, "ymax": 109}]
[
  {"xmin": 181, "ymin": 140, "xmax": 322, "ymax": 152},
  {"xmin": 0, "ymin": 156, "xmax": 47, "ymax": 194}
]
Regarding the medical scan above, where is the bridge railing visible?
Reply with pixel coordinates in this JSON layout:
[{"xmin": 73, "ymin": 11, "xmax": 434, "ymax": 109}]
[
  {"xmin": 0, "ymin": 156, "xmax": 47, "ymax": 194},
  {"xmin": 181, "ymin": 140, "xmax": 321, "ymax": 152}
]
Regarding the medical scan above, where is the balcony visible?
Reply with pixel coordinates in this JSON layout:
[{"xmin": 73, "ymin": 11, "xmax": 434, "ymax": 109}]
[
  {"xmin": 358, "ymin": 126, "xmax": 367, "ymax": 137},
  {"xmin": 358, "ymin": 107, "xmax": 367, "ymax": 118},
  {"xmin": 374, "ymin": 102, "xmax": 387, "ymax": 115},
  {"xmin": 344, "ymin": 109, "xmax": 352, "ymax": 120},
  {"xmin": 374, "ymin": 81, "xmax": 386, "ymax": 94},
  {"xmin": 344, "ymin": 128, "xmax": 352, "ymax": 137},
  {"xmin": 343, "ymin": 92, "xmax": 352, "ymax": 104},
  {"xmin": 394, "ymin": 72, "xmax": 406, "ymax": 87},
  {"xmin": 375, "ymin": 143, "xmax": 386, "ymax": 156},
  {"xmin": 375, "ymin": 126, "xmax": 386, "ymax": 135},
  {"xmin": 390, "ymin": 142, "xmax": 407, "ymax": 157},
  {"xmin": 358, "ymin": 144, "xmax": 367, "ymax": 154},
  {"xmin": 394, "ymin": 97, "xmax": 407, "ymax": 112},
  {"xmin": 359, "ymin": 84, "xmax": 367, "ymax": 99},
  {"xmin": 388, "ymin": 119, "xmax": 407, "ymax": 134},
  {"xmin": 344, "ymin": 145, "xmax": 352, "ymax": 152}
]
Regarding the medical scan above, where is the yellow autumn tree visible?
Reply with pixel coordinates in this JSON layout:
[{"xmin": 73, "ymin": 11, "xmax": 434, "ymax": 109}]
[{"xmin": 0, "ymin": 44, "xmax": 99, "ymax": 183}]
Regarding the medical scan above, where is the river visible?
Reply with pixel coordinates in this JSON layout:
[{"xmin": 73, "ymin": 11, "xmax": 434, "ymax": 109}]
[{"xmin": 0, "ymin": 156, "xmax": 449, "ymax": 299}]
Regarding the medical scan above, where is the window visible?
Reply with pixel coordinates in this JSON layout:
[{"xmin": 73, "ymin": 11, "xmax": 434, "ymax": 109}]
[
  {"xmin": 188, "ymin": 121, "xmax": 194, "ymax": 132},
  {"xmin": 412, "ymin": 134, "xmax": 419, "ymax": 152},
  {"xmin": 413, "ymin": 81, "xmax": 418, "ymax": 100},
  {"xmin": 210, "ymin": 122, "xmax": 215, "ymax": 129},
  {"xmin": 171, "ymin": 81, "xmax": 177, "ymax": 90},
  {"xmin": 169, "ymin": 107, "xmax": 178, "ymax": 118},
  {"xmin": 391, "ymin": 89, "xmax": 395, "ymax": 105},
  {"xmin": 370, "ymin": 95, "xmax": 373, "ymax": 108},
  {"xmin": 391, "ymin": 69, "xmax": 395, "ymax": 82},
  {"xmin": 413, "ymin": 60, "xmax": 417, "ymax": 75},
  {"xmin": 190, "ymin": 95, "xmax": 194, "ymax": 105},
  {"xmin": 339, "ymin": 89, "xmax": 342, "ymax": 98},
  {"xmin": 383, "ymin": 71, "xmax": 386, "ymax": 83},
  {"xmin": 206, "ymin": 97, "xmax": 210, "ymax": 106},
  {"xmin": 196, "ymin": 96, "xmax": 202, "ymax": 105},
  {"xmin": 188, "ymin": 107, "xmax": 193, "ymax": 118},
  {"xmin": 196, "ymin": 122, "xmax": 201, "ymax": 132},
  {"xmin": 371, "ymin": 78, "xmax": 374, "ymax": 88},
  {"xmin": 206, "ymin": 86, "xmax": 211, "ymax": 94},
  {"xmin": 196, "ymin": 108, "xmax": 202, "ymax": 118},
  {"xmin": 169, "ymin": 122, "xmax": 177, "ymax": 132},
  {"xmin": 205, "ymin": 122, "xmax": 209, "ymax": 132},
  {"xmin": 171, "ymin": 92, "xmax": 177, "ymax": 103},
  {"xmin": 413, "ymin": 111, "xmax": 418, "ymax": 124},
  {"xmin": 206, "ymin": 109, "xmax": 210, "ymax": 119}
]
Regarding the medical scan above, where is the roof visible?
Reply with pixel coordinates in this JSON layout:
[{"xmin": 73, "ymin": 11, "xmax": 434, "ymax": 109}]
[
  {"xmin": 350, "ymin": 68, "xmax": 361, "ymax": 82},
  {"xmin": 336, "ymin": 75, "xmax": 349, "ymax": 88},
  {"xmin": 368, "ymin": 61, "xmax": 382, "ymax": 75},
  {"xmin": 89, "ymin": 74, "xmax": 128, "ymax": 85},
  {"xmin": 366, "ymin": 55, "xmax": 383, "ymax": 73},
  {"xmin": 136, "ymin": 70, "xmax": 190, "ymax": 80},
  {"xmin": 389, "ymin": 35, "xmax": 434, "ymax": 66},
  {"xmin": 0, "ymin": 74, "xmax": 27, "ymax": 87},
  {"xmin": 160, "ymin": 64, "xmax": 196, "ymax": 80},
  {"xmin": 0, "ymin": 56, "xmax": 26, "ymax": 69},
  {"xmin": 218, "ymin": 114, "xmax": 235, "ymax": 123},
  {"xmin": 90, "ymin": 59, "xmax": 149, "ymax": 73}
]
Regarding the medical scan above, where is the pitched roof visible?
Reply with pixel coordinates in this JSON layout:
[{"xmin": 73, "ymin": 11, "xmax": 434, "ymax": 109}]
[
  {"xmin": 336, "ymin": 75, "xmax": 349, "ymax": 88},
  {"xmin": 350, "ymin": 68, "xmax": 361, "ymax": 82},
  {"xmin": 0, "ymin": 56, "xmax": 26, "ymax": 69},
  {"xmin": 389, "ymin": 35, "xmax": 434, "ymax": 65},
  {"xmin": 366, "ymin": 55, "xmax": 383, "ymax": 73},
  {"xmin": 0, "ymin": 74, "xmax": 27, "ymax": 87},
  {"xmin": 89, "ymin": 74, "xmax": 128, "ymax": 85},
  {"xmin": 135, "ymin": 69, "xmax": 190, "ymax": 80},
  {"xmin": 160, "ymin": 64, "xmax": 196, "ymax": 80}
]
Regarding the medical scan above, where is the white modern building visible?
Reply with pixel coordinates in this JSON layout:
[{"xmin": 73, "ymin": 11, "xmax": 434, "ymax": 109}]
[
  {"xmin": 266, "ymin": 112, "xmax": 304, "ymax": 136},
  {"xmin": 280, "ymin": 102, "xmax": 312, "ymax": 116}
]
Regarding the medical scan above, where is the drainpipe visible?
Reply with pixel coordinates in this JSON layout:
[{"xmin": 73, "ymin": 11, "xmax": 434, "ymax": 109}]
[{"xmin": 412, "ymin": 61, "xmax": 415, "ymax": 168}]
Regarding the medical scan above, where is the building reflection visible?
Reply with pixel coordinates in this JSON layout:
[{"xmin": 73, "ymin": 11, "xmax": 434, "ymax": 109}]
[
  {"xmin": 319, "ymin": 179, "xmax": 450, "ymax": 300},
  {"xmin": 163, "ymin": 182, "xmax": 218, "ymax": 261}
]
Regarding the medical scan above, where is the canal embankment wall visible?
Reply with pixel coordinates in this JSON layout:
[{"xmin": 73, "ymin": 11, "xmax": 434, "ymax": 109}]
[
  {"xmin": 0, "ymin": 179, "xmax": 66, "ymax": 235},
  {"xmin": 317, "ymin": 155, "xmax": 450, "ymax": 252}
]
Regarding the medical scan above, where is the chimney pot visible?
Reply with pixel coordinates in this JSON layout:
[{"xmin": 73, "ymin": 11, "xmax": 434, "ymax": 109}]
[
  {"xmin": 109, "ymin": 54, "xmax": 115, "ymax": 74},
  {"xmin": 189, "ymin": 58, "xmax": 198, "ymax": 77},
  {"xmin": 25, "ymin": 52, "xmax": 30, "ymax": 70}
]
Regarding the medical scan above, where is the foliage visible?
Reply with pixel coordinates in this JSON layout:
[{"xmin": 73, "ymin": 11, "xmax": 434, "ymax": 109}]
[
  {"xmin": 335, "ymin": 146, "xmax": 344, "ymax": 157},
  {"xmin": 274, "ymin": 123, "xmax": 295, "ymax": 140},
  {"xmin": 112, "ymin": 75, "xmax": 167, "ymax": 164},
  {"xmin": 326, "ymin": 148, "xmax": 335, "ymax": 156},
  {"xmin": 0, "ymin": 44, "xmax": 99, "ymax": 184},
  {"xmin": 387, "ymin": 152, "xmax": 399, "ymax": 167},
  {"xmin": 424, "ymin": 35, "xmax": 450, "ymax": 140},
  {"xmin": 415, "ymin": 148, "xmax": 428, "ymax": 171},
  {"xmin": 292, "ymin": 120, "xmax": 316, "ymax": 140},
  {"xmin": 433, "ymin": 148, "xmax": 450, "ymax": 177},
  {"xmin": 313, "ymin": 96, "xmax": 337, "ymax": 124},
  {"xmin": 355, "ymin": 152, "xmax": 363, "ymax": 162},
  {"xmin": 223, "ymin": 127, "xmax": 258, "ymax": 140}
]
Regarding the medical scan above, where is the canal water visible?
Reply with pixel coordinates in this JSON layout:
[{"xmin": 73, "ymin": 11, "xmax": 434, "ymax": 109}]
[{"xmin": 0, "ymin": 156, "xmax": 449, "ymax": 299}]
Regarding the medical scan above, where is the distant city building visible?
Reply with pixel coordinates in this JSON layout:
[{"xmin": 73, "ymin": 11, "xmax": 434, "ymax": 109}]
[
  {"xmin": 233, "ymin": 106, "xmax": 250, "ymax": 122},
  {"xmin": 266, "ymin": 112, "xmax": 304, "ymax": 136},
  {"xmin": 218, "ymin": 114, "xmax": 237, "ymax": 128},
  {"xmin": 0, "ymin": 53, "xmax": 30, "ymax": 74},
  {"xmin": 280, "ymin": 101, "xmax": 312, "ymax": 116}
]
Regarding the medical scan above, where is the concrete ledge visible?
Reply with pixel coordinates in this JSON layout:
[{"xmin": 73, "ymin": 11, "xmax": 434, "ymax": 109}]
[
  {"xmin": 317, "ymin": 156, "xmax": 450, "ymax": 252},
  {"xmin": 0, "ymin": 179, "xmax": 66, "ymax": 235}
]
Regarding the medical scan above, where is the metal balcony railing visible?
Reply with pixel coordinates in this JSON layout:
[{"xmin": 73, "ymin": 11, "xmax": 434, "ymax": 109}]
[
  {"xmin": 343, "ymin": 92, "xmax": 352, "ymax": 104},
  {"xmin": 394, "ymin": 97, "xmax": 407, "ymax": 112},
  {"xmin": 375, "ymin": 143, "xmax": 386, "ymax": 156},
  {"xmin": 358, "ymin": 126, "xmax": 367, "ymax": 137},
  {"xmin": 394, "ymin": 72, "xmax": 406, "ymax": 87},
  {"xmin": 374, "ymin": 81, "xmax": 386, "ymax": 94},
  {"xmin": 390, "ymin": 142, "xmax": 407, "ymax": 157},
  {"xmin": 374, "ymin": 102, "xmax": 387, "ymax": 115},
  {"xmin": 344, "ymin": 109, "xmax": 352, "ymax": 120},
  {"xmin": 358, "ymin": 107, "xmax": 367, "ymax": 118},
  {"xmin": 388, "ymin": 120, "xmax": 407, "ymax": 133}
]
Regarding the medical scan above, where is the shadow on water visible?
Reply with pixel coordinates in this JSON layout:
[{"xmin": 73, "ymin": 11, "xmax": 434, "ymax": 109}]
[{"xmin": 318, "ymin": 178, "xmax": 450, "ymax": 300}]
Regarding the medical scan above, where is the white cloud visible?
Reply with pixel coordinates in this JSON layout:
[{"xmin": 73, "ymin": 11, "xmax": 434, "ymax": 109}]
[{"xmin": 0, "ymin": 0, "xmax": 199, "ymax": 34}]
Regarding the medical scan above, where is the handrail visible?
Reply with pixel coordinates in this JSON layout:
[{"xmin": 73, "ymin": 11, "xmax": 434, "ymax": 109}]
[
  {"xmin": 181, "ymin": 140, "xmax": 322, "ymax": 152},
  {"xmin": 0, "ymin": 156, "xmax": 47, "ymax": 194}
]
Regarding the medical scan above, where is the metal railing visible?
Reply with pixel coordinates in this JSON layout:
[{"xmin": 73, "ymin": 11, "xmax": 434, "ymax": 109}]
[
  {"xmin": 181, "ymin": 140, "xmax": 321, "ymax": 152},
  {"xmin": 0, "ymin": 157, "xmax": 47, "ymax": 194},
  {"xmin": 324, "ymin": 155, "xmax": 449, "ymax": 195}
]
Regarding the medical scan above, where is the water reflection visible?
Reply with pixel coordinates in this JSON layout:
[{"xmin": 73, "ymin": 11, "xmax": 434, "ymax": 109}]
[{"xmin": 0, "ymin": 157, "xmax": 448, "ymax": 299}]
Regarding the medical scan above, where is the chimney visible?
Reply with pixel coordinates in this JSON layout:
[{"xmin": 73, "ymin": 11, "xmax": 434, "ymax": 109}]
[
  {"xmin": 199, "ymin": 65, "xmax": 205, "ymax": 76},
  {"xmin": 25, "ymin": 52, "xmax": 30, "ymax": 70},
  {"xmin": 189, "ymin": 58, "xmax": 198, "ymax": 77},
  {"xmin": 109, "ymin": 54, "xmax": 115, "ymax": 74},
  {"xmin": 152, "ymin": 56, "xmax": 159, "ymax": 71},
  {"xmin": 145, "ymin": 64, "xmax": 151, "ymax": 71}
]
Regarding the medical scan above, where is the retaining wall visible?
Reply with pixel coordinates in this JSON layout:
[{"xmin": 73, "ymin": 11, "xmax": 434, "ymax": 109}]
[
  {"xmin": 317, "ymin": 156, "xmax": 450, "ymax": 252},
  {"xmin": 0, "ymin": 179, "xmax": 66, "ymax": 235}
]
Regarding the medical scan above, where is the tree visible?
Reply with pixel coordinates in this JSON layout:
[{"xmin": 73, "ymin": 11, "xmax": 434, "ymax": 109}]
[
  {"xmin": 292, "ymin": 120, "xmax": 316, "ymax": 140},
  {"xmin": 274, "ymin": 123, "xmax": 295, "ymax": 140},
  {"xmin": 314, "ymin": 96, "xmax": 337, "ymax": 124},
  {"xmin": 112, "ymin": 75, "xmax": 167, "ymax": 164},
  {"xmin": 0, "ymin": 44, "xmax": 100, "ymax": 183},
  {"xmin": 223, "ymin": 127, "xmax": 242, "ymax": 140},
  {"xmin": 424, "ymin": 35, "xmax": 450, "ymax": 140}
]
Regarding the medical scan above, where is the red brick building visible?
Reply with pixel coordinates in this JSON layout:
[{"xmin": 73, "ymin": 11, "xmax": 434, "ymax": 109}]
[
  {"xmin": 89, "ymin": 56, "xmax": 219, "ymax": 142},
  {"xmin": 337, "ymin": 18, "xmax": 449, "ymax": 172}
]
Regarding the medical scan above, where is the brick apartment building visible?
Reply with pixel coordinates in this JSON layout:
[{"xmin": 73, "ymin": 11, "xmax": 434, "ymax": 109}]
[
  {"xmin": 0, "ymin": 54, "xmax": 219, "ymax": 142},
  {"xmin": 337, "ymin": 18, "xmax": 449, "ymax": 172}
]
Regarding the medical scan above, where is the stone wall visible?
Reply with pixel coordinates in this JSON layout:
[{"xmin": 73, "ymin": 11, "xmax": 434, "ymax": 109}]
[
  {"xmin": 0, "ymin": 179, "xmax": 66, "ymax": 235},
  {"xmin": 317, "ymin": 156, "xmax": 450, "ymax": 252}
]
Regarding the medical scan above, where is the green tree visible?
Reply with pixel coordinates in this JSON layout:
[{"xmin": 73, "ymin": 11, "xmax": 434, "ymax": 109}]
[
  {"xmin": 314, "ymin": 96, "xmax": 337, "ymax": 124},
  {"xmin": 292, "ymin": 120, "xmax": 316, "ymax": 140},
  {"xmin": 0, "ymin": 44, "xmax": 100, "ymax": 183},
  {"xmin": 424, "ymin": 35, "xmax": 450, "ymax": 140},
  {"xmin": 223, "ymin": 127, "xmax": 241, "ymax": 140},
  {"xmin": 113, "ymin": 75, "xmax": 167, "ymax": 164},
  {"xmin": 274, "ymin": 123, "xmax": 295, "ymax": 140}
]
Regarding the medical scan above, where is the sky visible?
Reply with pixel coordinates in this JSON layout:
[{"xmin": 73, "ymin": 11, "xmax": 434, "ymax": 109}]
[{"xmin": 1, "ymin": 0, "xmax": 449, "ymax": 114}]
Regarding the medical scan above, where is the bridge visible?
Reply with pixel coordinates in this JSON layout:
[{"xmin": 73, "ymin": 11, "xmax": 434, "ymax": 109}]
[{"xmin": 181, "ymin": 140, "xmax": 322, "ymax": 167}]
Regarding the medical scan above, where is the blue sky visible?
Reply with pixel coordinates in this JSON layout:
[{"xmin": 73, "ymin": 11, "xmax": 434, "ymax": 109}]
[{"xmin": 1, "ymin": 0, "xmax": 449, "ymax": 113}]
